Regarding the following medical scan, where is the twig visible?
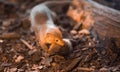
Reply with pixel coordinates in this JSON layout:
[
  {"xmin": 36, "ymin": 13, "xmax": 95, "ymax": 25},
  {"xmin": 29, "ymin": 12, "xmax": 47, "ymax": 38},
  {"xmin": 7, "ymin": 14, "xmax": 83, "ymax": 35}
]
[
  {"xmin": 77, "ymin": 67, "xmax": 94, "ymax": 71},
  {"xmin": 20, "ymin": 38, "xmax": 34, "ymax": 50},
  {"xmin": 0, "ymin": 33, "xmax": 20, "ymax": 39},
  {"xmin": 63, "ymin": 56, "xmax": 82, "ymax": 72}
]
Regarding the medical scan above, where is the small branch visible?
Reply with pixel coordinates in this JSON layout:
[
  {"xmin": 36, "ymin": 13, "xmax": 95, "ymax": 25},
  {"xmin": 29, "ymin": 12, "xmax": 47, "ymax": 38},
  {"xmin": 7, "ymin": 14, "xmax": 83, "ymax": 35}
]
[
  {"xmin": 0, "ymin": 33, "xmax": 20, "ymax": 39},
  {"xmin": 77, "ymin": 67, "xmax": 94, "ymax": 71},
  {"xmin": 63, "ymin": 56, "xmax": 82, "ymax": 72},
  {"xmin": 20, "ymin": 38, "xmax": 34, "ymax": 50}
]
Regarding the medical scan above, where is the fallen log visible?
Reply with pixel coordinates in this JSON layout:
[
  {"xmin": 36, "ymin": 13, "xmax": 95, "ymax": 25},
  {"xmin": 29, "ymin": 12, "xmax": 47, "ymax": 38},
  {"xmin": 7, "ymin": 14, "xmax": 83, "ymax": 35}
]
[
  {"xmin": 67, "ymin": 0, "xmax": 120, "ymax": 46},
  {"xmin": 88, "ymin": 0, "xmax": 120, "ymax": 38}
]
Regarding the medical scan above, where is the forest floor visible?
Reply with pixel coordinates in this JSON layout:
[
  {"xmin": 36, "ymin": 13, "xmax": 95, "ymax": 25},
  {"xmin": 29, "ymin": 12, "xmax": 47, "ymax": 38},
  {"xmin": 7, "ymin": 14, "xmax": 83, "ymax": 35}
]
[{"xmin": 0, "ymin": 0, "xmax": 120, "ymax": 72}]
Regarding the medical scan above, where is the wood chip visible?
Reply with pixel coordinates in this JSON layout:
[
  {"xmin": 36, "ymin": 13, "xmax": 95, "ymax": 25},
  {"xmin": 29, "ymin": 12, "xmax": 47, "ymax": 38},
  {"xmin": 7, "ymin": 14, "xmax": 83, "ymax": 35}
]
[
  {"xmin": 78, "ymin": 29, "xmax": 90, "ymax": 35},
  {"xmin": 70, "ymin": 30, "xmax": 77, "ymax": 35},
  {"xmin": 15, "ymin": 55, "xmax": 24, "ymax": 63}
]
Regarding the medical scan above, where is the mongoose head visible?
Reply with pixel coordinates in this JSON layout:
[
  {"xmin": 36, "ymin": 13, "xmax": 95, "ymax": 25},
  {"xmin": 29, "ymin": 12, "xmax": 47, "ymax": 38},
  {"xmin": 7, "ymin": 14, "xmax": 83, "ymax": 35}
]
[{"xmin": 45, "ymin": 33, "xmax": 64, "ymax": 46}]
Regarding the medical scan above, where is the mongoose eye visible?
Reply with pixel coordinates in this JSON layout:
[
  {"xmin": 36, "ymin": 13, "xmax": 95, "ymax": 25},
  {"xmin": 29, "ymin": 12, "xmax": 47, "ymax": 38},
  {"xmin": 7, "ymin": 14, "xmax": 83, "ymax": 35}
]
[{"xmin": 56, "ymin": 39, "xmax": 58, "ymax": 42}]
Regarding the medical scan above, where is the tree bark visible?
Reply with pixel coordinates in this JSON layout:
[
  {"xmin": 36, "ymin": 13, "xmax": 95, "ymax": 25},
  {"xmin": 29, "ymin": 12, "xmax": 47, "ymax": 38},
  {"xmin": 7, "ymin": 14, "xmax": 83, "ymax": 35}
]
[
  {"xmin": 67, "ymin": 0, "xmax": 120, "ymax": 46},
  {"xmin": 88, "ymin": 0, "xmax": 120, "ymax": 38},
  {"xmin": 43, "ymin": 0, "xmax": 120, "ymax": 46}
]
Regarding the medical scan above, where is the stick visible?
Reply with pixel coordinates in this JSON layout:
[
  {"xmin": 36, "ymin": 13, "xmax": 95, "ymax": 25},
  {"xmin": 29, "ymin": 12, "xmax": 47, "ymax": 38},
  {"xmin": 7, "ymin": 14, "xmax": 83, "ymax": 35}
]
[
  {"xmin": 77, "ymin": 67, "xmax": 94, "ymax": 71},
  {"xmin": 20, "ymin": 38, "xmax": 34, "ymax": 50},
  {"xmin": 63, "ymin": 56, "xmax": 82, "ymax": 72},
  {"xmin": 0, "ymin": 33, "xmax": 20, "ymax": 39}
]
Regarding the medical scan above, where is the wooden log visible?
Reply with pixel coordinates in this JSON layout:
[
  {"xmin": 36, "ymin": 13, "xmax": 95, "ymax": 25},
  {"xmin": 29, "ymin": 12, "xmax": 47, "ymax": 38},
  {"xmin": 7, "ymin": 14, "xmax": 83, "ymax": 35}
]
[
  {"xmin": 88, "ymin": 0, "xmax": 120, "ymax": 38},
  {"xmin": 67, "ymin": 0, "xmax": 120, "ymax": 46}
]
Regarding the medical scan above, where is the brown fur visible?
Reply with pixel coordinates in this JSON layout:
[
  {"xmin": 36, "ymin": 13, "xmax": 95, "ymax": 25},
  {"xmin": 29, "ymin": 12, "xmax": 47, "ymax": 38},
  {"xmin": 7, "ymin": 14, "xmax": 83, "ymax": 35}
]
[
  {"xmin": 34, "ymin": 12, "xmax": 48, "ymax": 25},
  {"xmin": 30, "ymin": 4, "xmax": 65, "ymax": 54}
]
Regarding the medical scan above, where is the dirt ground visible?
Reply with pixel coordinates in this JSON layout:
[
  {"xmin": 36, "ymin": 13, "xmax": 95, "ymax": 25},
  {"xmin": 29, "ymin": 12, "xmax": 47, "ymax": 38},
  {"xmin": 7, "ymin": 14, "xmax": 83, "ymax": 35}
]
[{"xmin": 0, "ymin": 0, "xmax": 120, "ymax": 72}]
